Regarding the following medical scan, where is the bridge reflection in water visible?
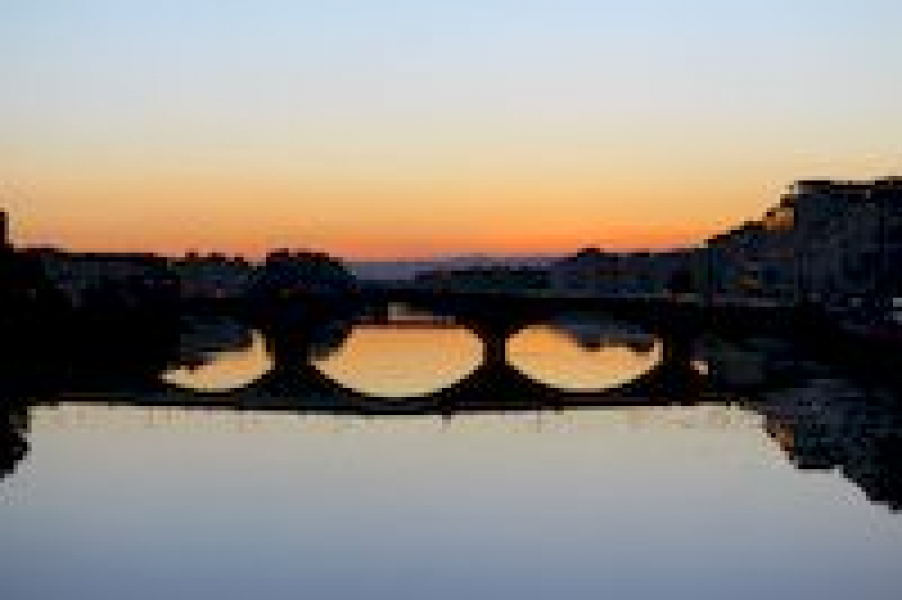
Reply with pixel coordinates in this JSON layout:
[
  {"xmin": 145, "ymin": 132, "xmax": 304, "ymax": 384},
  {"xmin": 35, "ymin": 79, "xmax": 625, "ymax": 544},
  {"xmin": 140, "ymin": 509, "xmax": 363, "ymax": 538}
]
[
  {"xmin": 3, "ymin": 302, "xmax": 902, "ymax": 512},
  {"xmin": 149, "ymin": 308, "xmax": 704, "ymax": 415}
]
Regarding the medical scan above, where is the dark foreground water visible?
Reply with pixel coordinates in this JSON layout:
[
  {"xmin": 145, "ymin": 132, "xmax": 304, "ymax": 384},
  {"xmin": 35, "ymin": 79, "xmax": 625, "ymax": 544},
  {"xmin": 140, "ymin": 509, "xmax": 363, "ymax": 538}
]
[{"xmin": 3, "ymin": 313, "xmax": 902, "ymax": 599}]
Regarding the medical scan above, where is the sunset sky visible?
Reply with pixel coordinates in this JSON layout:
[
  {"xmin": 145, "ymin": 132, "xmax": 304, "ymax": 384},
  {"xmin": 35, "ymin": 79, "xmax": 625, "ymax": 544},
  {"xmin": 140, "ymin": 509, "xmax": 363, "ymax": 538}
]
[{"xmin": 2, "ymin": 1, "xmax": 900, "ymax": 259}]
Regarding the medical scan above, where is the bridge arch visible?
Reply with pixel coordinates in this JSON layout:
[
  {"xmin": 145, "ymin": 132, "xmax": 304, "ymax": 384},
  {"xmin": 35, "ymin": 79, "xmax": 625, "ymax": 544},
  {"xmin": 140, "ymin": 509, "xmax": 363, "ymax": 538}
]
[{"xmin": 156, "ymin": 305, "xmax": 707, "ymax": 414}]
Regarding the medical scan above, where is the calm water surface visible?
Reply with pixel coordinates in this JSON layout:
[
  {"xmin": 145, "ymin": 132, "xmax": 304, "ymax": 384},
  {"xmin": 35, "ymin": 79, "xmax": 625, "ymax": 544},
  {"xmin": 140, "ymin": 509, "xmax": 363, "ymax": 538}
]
[{"xmin": 4, "ymin": 315, "xmax": 902, "ymax": 599}]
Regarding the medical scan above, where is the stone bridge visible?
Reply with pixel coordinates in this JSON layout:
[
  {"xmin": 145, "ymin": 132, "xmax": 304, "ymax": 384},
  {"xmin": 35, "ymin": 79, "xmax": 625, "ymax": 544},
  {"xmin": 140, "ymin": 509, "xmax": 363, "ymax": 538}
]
[{"xmin": 130, "ymin": 291, "xmax": 811, "ymax": 415}]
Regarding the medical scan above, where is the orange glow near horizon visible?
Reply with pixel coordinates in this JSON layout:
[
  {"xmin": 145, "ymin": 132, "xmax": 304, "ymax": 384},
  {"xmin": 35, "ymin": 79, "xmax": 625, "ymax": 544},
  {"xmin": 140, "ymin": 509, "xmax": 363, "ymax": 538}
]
[{"xmin": 4, "ymin": 169, "xmax": 781, "ymax": 260}]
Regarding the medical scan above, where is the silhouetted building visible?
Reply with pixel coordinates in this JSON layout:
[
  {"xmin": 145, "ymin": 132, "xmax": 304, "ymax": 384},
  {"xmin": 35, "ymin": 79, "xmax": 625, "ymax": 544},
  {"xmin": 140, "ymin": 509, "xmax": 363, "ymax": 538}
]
[
  {"xmin": 783, "ymin": 177, "xmax": 902, "ymax": 310},
  {"xmin": 1, "ymin": 210, "xmax": 9, "ymax": 250},
  {"xmin": 550, "ymin": 248, "xmax": 692, "ymax": 296},
  {"xmin": 700, "ymin": 221, "xmax": 795, "ymax": 301},
  {"xmin": 36, "ymin": 250, "xmax": 177, "ymax": 307},
  {"xmin": 691, "ymin": 177, "xmax": 901, "ymax": 309},
  {"xmin": 550, "ymin": 248, "xmax": 620, "ymax": 293},
  {"xmin": 172, "ymin": 253, "xmax": 253, "ymax": 299}
]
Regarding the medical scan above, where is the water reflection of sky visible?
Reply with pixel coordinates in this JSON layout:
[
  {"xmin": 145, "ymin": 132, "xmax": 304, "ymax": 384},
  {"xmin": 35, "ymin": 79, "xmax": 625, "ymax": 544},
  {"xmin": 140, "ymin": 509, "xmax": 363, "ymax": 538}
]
[
  {"xmin": 162, "ymin": 330, "xmax": 273, "ymax": 392},
  {"xmin": 312, "ymin": 325, "xmax": 484, "ymax": 397},
  {"xmin": 162, "ymin": 316, "xmax": 666, "ymax": 397},
  {"xmin": 3, "ymin": 404, "xmax": 901, "ymax": 600},
  {"xmin": 508, "ymin": 325, "xmax": 661, "ymax": 391}
]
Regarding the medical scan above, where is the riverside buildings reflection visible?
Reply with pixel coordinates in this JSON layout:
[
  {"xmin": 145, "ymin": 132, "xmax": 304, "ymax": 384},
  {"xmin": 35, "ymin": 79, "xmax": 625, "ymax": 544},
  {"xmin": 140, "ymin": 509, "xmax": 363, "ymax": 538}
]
[{"xmin": 2, "ymin": 309, "xmax": 902, "ymax": 600}]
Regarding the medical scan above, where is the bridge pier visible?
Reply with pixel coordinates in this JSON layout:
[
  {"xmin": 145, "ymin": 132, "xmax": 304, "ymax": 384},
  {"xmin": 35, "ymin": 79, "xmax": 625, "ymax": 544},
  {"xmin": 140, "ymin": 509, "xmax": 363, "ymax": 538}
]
[{"xmin": 651, "ymin": 332, "xmax": 701, "ymax": 398}]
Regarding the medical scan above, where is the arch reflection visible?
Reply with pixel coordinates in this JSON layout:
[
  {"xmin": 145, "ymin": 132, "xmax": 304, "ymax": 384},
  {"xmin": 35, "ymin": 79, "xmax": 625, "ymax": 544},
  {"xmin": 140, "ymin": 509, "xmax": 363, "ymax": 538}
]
[
  {"xmin": 311, "ymin": 325, "xmax": 484, "ymax": 399},
  {"xmin": 162, "ymin": 324, "xmax": 274, "ymax": 392},
  {"xmin": 507, "ymin": 317, "xmax": 662, "ymax": 392}
]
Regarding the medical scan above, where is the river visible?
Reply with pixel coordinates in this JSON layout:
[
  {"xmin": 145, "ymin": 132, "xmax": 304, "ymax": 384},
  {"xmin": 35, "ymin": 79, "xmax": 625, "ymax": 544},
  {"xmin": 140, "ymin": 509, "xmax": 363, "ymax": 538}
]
[{"xmin": 2, "ymin": 309, "xmax": 901, "ymax": 599}]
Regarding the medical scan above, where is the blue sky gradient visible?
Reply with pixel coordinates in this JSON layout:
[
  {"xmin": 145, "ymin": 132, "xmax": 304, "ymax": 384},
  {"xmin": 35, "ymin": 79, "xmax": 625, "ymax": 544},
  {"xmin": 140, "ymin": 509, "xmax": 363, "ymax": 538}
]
[{"xmin": 2, "ymin": 1, "xmax": 900, "ymax": 257}]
